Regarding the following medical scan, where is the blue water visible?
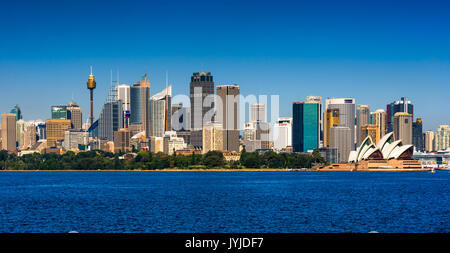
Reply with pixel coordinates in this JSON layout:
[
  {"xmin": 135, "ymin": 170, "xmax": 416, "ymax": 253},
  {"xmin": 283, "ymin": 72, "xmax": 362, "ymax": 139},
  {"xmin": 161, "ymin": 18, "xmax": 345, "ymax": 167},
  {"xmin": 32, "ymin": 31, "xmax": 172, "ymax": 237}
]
[{"xmin": 0, "ymin": 171, "xmax": 448, "ymax": 233}]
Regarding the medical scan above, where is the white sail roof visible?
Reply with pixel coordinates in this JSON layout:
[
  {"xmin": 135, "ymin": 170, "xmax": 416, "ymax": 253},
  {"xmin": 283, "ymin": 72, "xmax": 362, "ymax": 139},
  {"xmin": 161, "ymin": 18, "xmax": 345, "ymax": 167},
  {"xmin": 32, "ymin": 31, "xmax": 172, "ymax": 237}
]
[{"xmin": 151, "ymin": 85, "xmax": 172, "ymax": 100}]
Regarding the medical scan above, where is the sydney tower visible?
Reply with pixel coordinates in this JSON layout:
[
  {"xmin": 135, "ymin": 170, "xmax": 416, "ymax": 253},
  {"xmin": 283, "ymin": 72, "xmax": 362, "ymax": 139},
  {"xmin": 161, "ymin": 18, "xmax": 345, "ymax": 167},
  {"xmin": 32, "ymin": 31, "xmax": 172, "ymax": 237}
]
[{"xmin": 86, "ymin": 66, "xmax": 96, "ymax": 125}]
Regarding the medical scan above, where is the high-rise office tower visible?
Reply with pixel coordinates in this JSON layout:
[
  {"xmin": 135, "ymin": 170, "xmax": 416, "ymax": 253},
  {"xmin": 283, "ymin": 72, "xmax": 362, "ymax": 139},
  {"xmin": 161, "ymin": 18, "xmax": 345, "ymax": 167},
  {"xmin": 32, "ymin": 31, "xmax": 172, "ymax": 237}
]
[
  {"xmin": 425, "ymin": 130, "xmax": 434, "ymax": 152},
  {"xmin": 393, "ymin": 112, "xmax": 412, "ymax": 145},
  {"xmin": 114, "ymin": 128, "xmax": 131, "ymax": 153},
  {"xmin": 10, "ymin": 105, "xmax": 22, "ymax": 121},
  {"xmin": 23, "ymin": 124, "xmax": 36, "ymax": 149},
  {"xmin": 190, "ymin": 72, "xmax": 214, "ymax": 149},
  {"xmin": 46, "ymin": 119, "xmax": 71, "ymax": 147},
  {"xmin": 412, "ymin": 118, "xmax": 424, "ymax": 152},
  {"xmin": 372, "ymin": 109, "xmax": 387, "ymax": 142},
  {"xmin": 202, "ymin": 122, "xmax": 223, "ymax": 154},
  {"xmin": 116, "ymin": 84, "xmax": 131, "ymax": 128},
  {"xmin": 329, "ymin": 126, "xmax": 352, "ymax": 163},
  {"xmin": 97, "ymin": 85, "xmax": 124, "ymax": 142},
  {"xmin": 67, "ymin": 102, "xmax": 82, "ymax": 129},
  {"xmin": 1, "ymin": 113, "xmax": 17, "ymax": 151},
  {"xmin": 361, "ymin": 124, "xmax": 379, "ymax": 144},
  {"xmin": 86, "ymin": 66, "xmax": 97, "ymax": 125},
  {"xmin": 306, "ymin": 96, "xmax": 322, "ymax": 143},
  {"xmin": 250, "ymin": 104, "xmax": 266, "ymax": 123},
  {"xmin": 325, "ymin": 98, "xmax": 355, "ymax": 149},
  {"xmin": 255, "ymin": 121, "xmax": 270, "ymax": 150},
  {"xmin": 243, "ymin": 123, "xmax": 256, "ymax": 141},
  {"xmin": 387, "ymin": 97, "xmax": 413, "ymax": 133},
  {"xmin": 172, "ymin": 107, "xmax": 191, "ymax": 132},
  {"xmin": 63, "ymin": 129, "xmax": 89, "ymax": 151},
  {"xmin": 130, "ymin": 74, "xmax": 151, "ymax": 137},
  {"xmin": 323, "ymin": 108, "xmax": 339, "ymax": 147},
  {"xmin": 172, "ymin": 104, "xmax": 191, "ymax": 132},
  {"xmin": 149, "ymin": 86, "xmax": 172, "ymax": 137},
  {"xmin": 51, "ymin": 105, "xmax": 68, "ymax": 119},
  {"xmin": 36, "ymin": 122, "xmax": 46, "ymax": 140},
  {"xmin": 116, "ymin": 84, "xmax": 131, "ymax": 112},
  {"xmin": 434, "ymin": 125, "xmax": 450, "ymax": 151},
  {"xmin": 292, "ymin": 100, "xmax": 320, "ymax": 153},
  {"xmin": 16, "ymin": 119, "xmax": 26, "ymax": 149},
  {"xmin": 216, "ymin": 84, "xmax": 240, "ymax": 152},
  {"xmin": 356, "ymin": 105, "xmax": 370, "ymax": 146},
  {"xmin": 273, "ymin": 117, "xmax": 292, "ymax": 151}
]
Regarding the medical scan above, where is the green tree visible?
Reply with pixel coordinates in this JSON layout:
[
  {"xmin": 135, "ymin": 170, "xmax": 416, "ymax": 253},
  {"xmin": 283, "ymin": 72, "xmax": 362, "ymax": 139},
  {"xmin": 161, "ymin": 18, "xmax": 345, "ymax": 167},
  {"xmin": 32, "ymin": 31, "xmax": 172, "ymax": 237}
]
[{"xmin": 202, "ymin": 151, "xmax": 225, "ymax": 168}]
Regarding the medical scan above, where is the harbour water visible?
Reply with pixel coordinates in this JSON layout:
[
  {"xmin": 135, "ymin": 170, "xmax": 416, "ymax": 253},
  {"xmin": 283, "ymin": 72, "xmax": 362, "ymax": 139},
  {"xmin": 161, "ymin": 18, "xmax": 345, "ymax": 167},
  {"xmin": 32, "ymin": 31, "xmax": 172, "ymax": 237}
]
[{"xmin": 0, "ymin": 171, "xmax": 448, "ymax": 233}]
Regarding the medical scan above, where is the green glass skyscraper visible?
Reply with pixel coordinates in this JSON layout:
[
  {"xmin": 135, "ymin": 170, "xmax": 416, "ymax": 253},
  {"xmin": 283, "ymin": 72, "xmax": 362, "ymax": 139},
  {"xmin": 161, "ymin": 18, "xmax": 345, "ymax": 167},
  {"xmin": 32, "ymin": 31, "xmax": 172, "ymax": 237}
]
[{"xmin": 293, "ymin": 101, "xmax": 320, "ymax": 153}]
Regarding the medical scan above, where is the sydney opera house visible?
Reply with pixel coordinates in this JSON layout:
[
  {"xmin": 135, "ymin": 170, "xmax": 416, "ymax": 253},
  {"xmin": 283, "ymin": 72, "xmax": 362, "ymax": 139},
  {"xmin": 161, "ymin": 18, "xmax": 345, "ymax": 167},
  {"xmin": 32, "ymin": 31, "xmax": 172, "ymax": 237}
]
[{"xmin": 322, "ymin": 132, "xmax": 422, "ymax": 170}]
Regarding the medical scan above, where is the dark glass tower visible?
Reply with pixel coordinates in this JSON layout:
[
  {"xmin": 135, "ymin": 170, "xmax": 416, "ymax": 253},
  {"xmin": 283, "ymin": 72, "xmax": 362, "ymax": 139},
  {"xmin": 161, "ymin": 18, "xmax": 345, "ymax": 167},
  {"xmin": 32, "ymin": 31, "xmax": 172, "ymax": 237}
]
[
  {"xmin": 293, "ymin": 102, "xmax": 320, "ymax": 153},
  {"xmin": 386, "ymin": 97, "xmax": 414, "ymax": 133},
  {"xmin": 412, "ymin": 118, "xmax": 424, "ymax": 152},
  {"xmin": 190, "ymin": 72, "xmax": 214, "ymax": 149},
  {"xmin": 10, "ymin": 105, "xmax": 23, "ymax": 121}
]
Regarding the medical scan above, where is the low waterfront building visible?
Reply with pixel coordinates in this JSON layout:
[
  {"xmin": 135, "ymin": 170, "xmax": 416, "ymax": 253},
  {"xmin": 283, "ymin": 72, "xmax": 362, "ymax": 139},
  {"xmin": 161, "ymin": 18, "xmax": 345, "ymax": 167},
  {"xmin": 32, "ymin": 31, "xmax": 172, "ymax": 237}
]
[
  {"xmin": 318, "ymin": 147, "xmax": 339, "ymax": 164},
  {"xmin": 151, "ymin": 137, "xmax": 164, "ymax": 153},
  {"xmin": 163, "ymin": 131, "xmax": 187, "ymax": 155}
]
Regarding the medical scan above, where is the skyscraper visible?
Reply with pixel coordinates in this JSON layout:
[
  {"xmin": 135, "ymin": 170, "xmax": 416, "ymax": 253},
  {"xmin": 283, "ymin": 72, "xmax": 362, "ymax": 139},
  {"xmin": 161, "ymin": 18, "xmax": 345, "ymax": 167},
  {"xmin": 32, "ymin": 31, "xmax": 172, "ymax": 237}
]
[
  {"xmin": 10, "ymin": 105, "xmax": 22, "ymax": 121},
  {"xmin": 16, "ymin": 119, "xmax": 26, "ymax": 149},
  {"xmin": 114, "ymin": 128, "xmax": 131, "ymax": 153},
  {"xmin": 202, "ymin": 122, "xmax": 223, "ymax": 154},
  {"xmin": 1, "ymin": 113, "xmax": 17, "ymax": 151},
  {"xmin": 116, "ymin": 84, "xmax": 131, "ymax": 112},
  {"xmin": 393, "ymin": 112, "xmax": 412, "ymax": 145},
  {"xmin": 273, "ymin": 117, "xmax": 292, "ymax": 151},
  {"xmin": 190, "ymin": 72, "xmax": 214, "ymax": 149},
  {"xmin": 372, "ymin": 109, "xmax": 387, "ymax": 142},
  {"xmin": 361, "ymin": 124, "xmax": 379, "ymax": 144},
  {"xmin": 250, "ymin": 104, "xmax": 266, "ymax": 123},
  {"xmin": 97, "ymin": 85, "xmax": 124, "ymax": 142},
  {"xmin": 149, "ymin": 86, "xmax": 172, "ymax": 137},
  {"xmin": 23, "ymin": 124, "xmax": 36, "ymax": 149},
  {"xmin": 329, "ymin": 126, "xmax": 352, "ymax": 163},
  {"xmin": 130, "ymin": 74, "xmax": 150, "ymax": 137},
  {"xmin": 46, "ymin": 119, "xmax": 71, "ymax": 147},
  {"xmin": 356, "ymin": 105, "xmax": 370, "ymax": 146},
  {"xmin": 67, "ymin": 102, "xmax": 82, "ymax": 129},
  {"xmin": 292, "ymin": 100, "xmax": 320, "ymax": 153},
  {"xmin": 425, "ymin": 130, "xmax": 434, "ymax": 152},
  {"xmin": 98, "ymin": 101, "xmax": 124, "ymax": 142},
  {"xmin": 216, "ymin": 84, "xmax": 240, "ymax": 152},
  {"xmin": 51, "ymin": 105, "xmax": 68, "ymax": 119},
  {"xmin": 434, "ymin": 125, "xmax": 450, "ymax": 151},
  {"xmin": 325, "ymin": 98, "xmax": 355, "ymax": 149},
  {"xmin": 387, "ymin": 97, "xmax": 413, "ymax": 133},
  {"xmin": 412, "ymin": 118, "xmax": 424, "ymax": 152},
  {"xmin": 323, "ymin": 108, "xmax": 339, "ymax": 147},
  {"xmin": 63, "ymin": 129, "xmax": 89, "ymax": 151}
]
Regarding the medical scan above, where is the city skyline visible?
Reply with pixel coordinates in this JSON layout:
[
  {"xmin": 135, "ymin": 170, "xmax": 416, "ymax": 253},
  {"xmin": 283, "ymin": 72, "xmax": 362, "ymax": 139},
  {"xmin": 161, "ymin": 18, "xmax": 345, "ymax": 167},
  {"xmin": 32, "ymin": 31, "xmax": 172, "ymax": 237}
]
[{"xmin": 0, "ymin": 0, "xmax": 449, "ymax": 131}]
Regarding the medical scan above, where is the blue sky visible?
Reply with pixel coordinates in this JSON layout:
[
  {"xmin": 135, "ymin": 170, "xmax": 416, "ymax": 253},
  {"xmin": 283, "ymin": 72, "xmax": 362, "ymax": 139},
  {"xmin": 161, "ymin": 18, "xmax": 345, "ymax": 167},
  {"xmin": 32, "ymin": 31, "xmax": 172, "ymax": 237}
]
[{"xmin": 0, "ymin": 0, "xmax": 449, "ymax": 131}]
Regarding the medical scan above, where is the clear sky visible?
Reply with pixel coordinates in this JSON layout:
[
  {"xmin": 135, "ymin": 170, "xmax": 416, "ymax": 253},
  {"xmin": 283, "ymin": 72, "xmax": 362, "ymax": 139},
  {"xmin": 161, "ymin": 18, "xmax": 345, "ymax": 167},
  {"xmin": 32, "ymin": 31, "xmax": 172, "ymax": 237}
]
[{"xmin": 0, "ymin": 0, "xmax": 449, "ymax": 131}]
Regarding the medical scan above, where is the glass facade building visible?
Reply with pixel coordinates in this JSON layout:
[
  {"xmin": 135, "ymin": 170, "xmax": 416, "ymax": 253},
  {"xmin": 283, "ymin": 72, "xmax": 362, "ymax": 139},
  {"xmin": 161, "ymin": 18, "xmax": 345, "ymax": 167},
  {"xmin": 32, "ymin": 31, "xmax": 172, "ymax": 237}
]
[
  {"xmin": 387, "ymin": 97, "xmax": 413, "ymax": 133},
  {"xmin": 51, "ymin": 105, "xmax": 69, "ymax": 120},
  {"xmin": 412, "ymin": 118, "xmax": 424, "ymax": 152},
  {"xmin": 293, "ymin": 102, "xmax": 319, "ymax": 152},
  {"xmin": 130, "ymin": 87, "xmax": 142, "ymax": 124}
]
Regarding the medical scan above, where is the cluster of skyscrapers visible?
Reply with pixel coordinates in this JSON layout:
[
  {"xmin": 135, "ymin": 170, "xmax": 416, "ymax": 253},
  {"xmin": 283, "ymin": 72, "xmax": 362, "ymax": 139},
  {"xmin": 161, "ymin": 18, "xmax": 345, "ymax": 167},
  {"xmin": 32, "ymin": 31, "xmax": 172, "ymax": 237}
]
[{"xmin": 1, "ymin": 69, "xmax": 449, "ymax": 164}]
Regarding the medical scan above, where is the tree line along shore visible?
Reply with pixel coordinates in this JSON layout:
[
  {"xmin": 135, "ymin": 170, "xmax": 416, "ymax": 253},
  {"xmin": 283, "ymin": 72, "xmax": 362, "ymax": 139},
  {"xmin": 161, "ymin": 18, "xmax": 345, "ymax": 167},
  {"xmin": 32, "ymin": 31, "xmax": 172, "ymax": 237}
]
[{"xmin": 0, "ymin": 149, "xmax": 326, "ymax": 171}]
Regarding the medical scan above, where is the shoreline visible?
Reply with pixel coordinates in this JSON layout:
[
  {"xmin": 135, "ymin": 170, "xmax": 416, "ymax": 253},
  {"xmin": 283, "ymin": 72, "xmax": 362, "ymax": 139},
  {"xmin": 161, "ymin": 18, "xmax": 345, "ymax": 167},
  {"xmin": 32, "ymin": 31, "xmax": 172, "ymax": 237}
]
[{"xmin": 0, "ymin": 168, "xmax": 433, "ymax": 172}]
